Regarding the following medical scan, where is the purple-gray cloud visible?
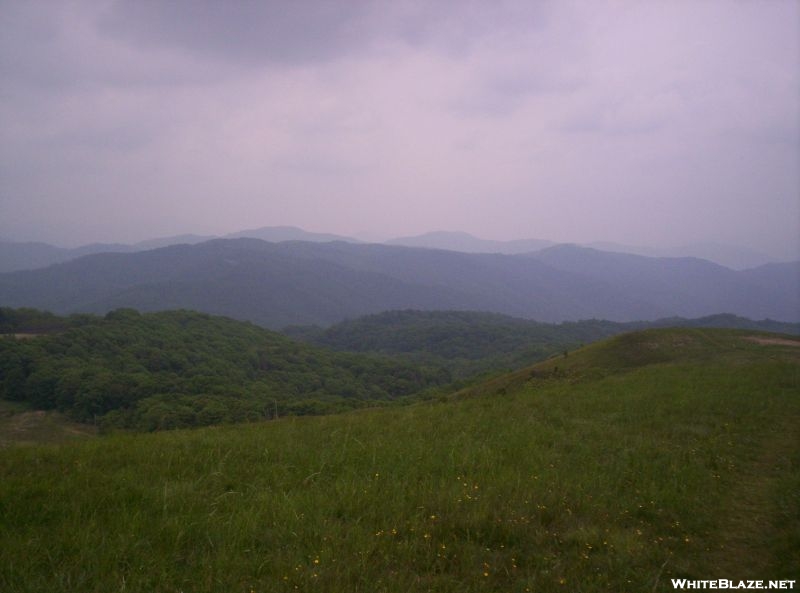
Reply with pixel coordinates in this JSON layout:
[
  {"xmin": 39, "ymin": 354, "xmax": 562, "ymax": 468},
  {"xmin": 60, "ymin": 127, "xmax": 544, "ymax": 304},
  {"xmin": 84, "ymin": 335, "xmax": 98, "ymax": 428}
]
[{"xmin": 0, "ymin": 0, "xmax": 797, "ymax": 260}]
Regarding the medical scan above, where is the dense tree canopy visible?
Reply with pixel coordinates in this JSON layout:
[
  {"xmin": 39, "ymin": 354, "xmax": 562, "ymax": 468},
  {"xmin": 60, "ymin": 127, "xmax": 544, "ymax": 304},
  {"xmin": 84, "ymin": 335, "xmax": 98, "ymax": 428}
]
[{"xmin": 0, "ymin": 308, "xmax": 450, "ymax": 431}]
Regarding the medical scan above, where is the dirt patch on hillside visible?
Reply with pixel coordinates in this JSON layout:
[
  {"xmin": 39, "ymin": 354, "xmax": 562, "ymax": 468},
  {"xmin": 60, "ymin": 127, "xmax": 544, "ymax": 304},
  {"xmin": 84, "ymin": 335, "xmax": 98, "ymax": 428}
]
[
  {"xmin": 0, "ymin": 332, "xmax": 43, "ymax": 340},
  {"xmin": 0, "ymin": 409, "xmax": 96, "ymax": 447},
  {"xmin": 744, "ymin": 336, "xmax": 800, "ymax": 347}
]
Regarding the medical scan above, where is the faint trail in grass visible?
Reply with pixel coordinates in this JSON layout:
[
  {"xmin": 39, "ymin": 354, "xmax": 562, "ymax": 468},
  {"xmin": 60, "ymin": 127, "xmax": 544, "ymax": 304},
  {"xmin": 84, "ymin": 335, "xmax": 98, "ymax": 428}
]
[
  {"xmin": 709, "ymin": 414, "xmax": 800, "ymax": 579},
  {"xmin": 693, "ymin": 329, "xmax": 730, "ymax": 352}
]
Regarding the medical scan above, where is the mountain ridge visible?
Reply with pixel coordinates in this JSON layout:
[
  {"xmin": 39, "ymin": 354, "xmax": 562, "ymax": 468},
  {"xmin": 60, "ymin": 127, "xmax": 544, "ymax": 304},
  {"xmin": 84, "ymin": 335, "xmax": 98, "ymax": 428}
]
[
  {"xmin": 1, "ymin": 226, "xmax": 787, "ymax": 272},
  {"xmin": 0, "ymin": 227, "xmax": 359, "ymax": 273},
  {"xmin": 0, "ymin": 238, "xmax": 796, "ymax": 326}
]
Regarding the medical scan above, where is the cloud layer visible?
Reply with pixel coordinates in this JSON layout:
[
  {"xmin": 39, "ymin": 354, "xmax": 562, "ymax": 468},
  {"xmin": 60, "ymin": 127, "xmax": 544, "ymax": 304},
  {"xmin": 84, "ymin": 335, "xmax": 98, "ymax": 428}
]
[{"xmin": 1, "ymin": 0, "xmax": 798, "ymax": 258}]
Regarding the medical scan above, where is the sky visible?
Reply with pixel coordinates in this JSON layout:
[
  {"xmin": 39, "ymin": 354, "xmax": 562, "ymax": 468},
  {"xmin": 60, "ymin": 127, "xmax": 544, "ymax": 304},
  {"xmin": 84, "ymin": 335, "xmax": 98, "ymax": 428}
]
[{"xmin": 0, "ymin": 0, "xmax": 798, "ymax": 259}]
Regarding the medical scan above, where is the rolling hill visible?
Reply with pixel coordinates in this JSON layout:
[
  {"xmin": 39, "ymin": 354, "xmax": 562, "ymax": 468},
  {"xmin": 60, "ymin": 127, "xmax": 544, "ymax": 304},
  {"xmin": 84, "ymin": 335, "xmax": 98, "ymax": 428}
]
[{"xmin": 1, "ymin": 327, "xmax": 797, "ymax": 590}]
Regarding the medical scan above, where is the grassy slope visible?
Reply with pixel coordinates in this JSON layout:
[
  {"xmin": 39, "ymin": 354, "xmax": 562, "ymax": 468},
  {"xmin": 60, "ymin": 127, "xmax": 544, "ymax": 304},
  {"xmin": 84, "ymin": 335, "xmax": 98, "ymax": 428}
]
[{"xmin": 0, "ymin": 329, "xmax": 798, "ymax": 592}]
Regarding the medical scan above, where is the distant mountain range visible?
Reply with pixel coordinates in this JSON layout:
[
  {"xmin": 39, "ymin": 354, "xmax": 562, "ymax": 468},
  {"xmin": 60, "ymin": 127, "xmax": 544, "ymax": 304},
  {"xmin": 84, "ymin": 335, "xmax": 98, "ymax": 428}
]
[
  {"xmin": 389, "ymin": 232, "xmax": 780, "ymax": 270},
  {"xmin": 0, "ymin": 227, "xmax": 784, "ymax": 273},
  {"xmin": 0, "ymin": 227, "xmax": 357, "ymax": 273},
  {"xmin": 0, "ymin": 238, "xmax": 796, "ymax": 327},
  {"xmin": 0, "ymin": 236, "xmax": 212, "ymax": 273}
]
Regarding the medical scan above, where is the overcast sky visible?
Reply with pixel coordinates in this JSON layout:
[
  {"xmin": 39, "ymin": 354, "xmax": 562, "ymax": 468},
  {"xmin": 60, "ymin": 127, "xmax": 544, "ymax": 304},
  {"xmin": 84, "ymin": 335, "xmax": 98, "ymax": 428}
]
[{"xmin": 1, "ymin": 0, "xmax": 798, "ymax": 258}]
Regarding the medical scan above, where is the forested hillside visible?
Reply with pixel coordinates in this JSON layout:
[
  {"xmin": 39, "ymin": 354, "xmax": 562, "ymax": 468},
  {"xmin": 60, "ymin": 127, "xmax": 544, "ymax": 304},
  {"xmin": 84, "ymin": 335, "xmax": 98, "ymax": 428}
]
[
  {"xmin": 0, "ymin": 309, "xmax": 449, "ymax": 431},
  {"xmin": 285, "ymin": 310, "xmax": 800, "ymax": 378}
]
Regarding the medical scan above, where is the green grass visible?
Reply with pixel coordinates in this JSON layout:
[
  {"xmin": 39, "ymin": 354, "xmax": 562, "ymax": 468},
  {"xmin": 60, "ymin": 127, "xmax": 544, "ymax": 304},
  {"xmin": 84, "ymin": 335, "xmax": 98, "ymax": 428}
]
[{"xmin": 0, "ymin": 329, "xmax": 798, "ymax": 592}]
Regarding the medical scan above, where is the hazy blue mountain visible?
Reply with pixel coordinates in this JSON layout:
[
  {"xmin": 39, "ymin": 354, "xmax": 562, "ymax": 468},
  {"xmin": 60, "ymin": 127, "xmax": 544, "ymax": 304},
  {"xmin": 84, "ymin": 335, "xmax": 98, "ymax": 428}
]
[
  {"xmin": 68, "ymin": 242, "xmax": 133, "ymax": 256},
  {"xmin": 528, "ymin": 244, "xmax": 798, "ymax": 321},
  {"xmin": 0, "ymin": 240, "xmax": 71, "ymax": 272},
  {"xmin": 261, "ymin": 240, "xmax": 665, "ymax": 321},
  {"xmin": 737, "ymin": 262, "xmax": 800, "ymax": 319},
  {"xmin": 0, "ymin": 240, "xmax": 136, "ymax": 273},
  {"xmin": 0, "ymin": 235, "xmax": 215, "ymax": 273},
  {"xmin": 225, "ymin": 225, "xmax": 359, "ymax": 243},
  {"xmin": 387, "ymin": 232, "xmax": 777, "ymax": 268},
  {"xmin": 582, "ymin": 241, "xmax": 777, "ymax": 270},
  {"xmin": 0, "ymin": 239, "xmax": 796, "ymax": 327},
  {"xmin": 0, "ymin": 240, "xmax": 480, "ymax": 328},
  {"xmin": 660, "ymin": 242, "xmax": 778, "ymax": 270},
  {"xmin": 387, "ymin": 231, "xmax": 555, "ymax": 254},
  {"xmin": 0, "ymin": 227, "xmax": 355, "ymax": 273},
  {"xmin": 133, "ymin": 234, "xmax": 216, "ymax": 250}
]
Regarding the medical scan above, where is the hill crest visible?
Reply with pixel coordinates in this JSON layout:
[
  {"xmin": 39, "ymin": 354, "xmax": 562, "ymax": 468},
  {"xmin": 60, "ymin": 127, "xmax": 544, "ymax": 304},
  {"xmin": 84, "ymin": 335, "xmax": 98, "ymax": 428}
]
[{"xmin": 455, "ymin": 327, "xmax": 800, "ymax": 401}]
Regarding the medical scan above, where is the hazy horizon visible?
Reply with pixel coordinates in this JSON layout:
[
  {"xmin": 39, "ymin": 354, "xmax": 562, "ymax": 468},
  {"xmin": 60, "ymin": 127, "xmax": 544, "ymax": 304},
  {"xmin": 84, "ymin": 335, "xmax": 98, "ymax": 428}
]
[
  {"xmin": 0, "ymin": 224, "xmax": 794, "ymax": 269},
  {"xmin": 1, "ymin": 1, "xmax": 798, "ymax": 259}
]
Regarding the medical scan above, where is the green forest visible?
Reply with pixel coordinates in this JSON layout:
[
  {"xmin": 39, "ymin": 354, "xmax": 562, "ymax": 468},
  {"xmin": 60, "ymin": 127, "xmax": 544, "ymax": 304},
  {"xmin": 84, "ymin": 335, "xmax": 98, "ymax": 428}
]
[
  {"xmin": 2, "ymin": 307, "xmax": 797, "ymax": 434},
  {"xmin": 0, "ymin": 308, "xmax": 450, "ymax": 431},
  {"xmin": 285, "ymin": 309, "xmax": 799, "ymax": 378}
]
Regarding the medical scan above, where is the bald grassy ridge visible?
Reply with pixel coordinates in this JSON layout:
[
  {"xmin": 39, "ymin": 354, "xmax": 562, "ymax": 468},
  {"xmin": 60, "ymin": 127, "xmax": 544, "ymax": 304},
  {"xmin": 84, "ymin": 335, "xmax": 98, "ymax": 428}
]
[{"xmin": 1, "ymin": 329, "xmax": 798, "ymax": 592}]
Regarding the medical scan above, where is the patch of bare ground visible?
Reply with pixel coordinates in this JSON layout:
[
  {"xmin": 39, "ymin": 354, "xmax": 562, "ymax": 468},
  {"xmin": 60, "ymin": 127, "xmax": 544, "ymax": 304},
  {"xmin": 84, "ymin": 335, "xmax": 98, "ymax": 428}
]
[
  {"xmin": 744, "ymin": 336, "xmax": 800, "ymax": 347},
  {"xmin": 707, "ymin": 415, "xmax": 800, "ymax": 579},
  {"xmin": 0, "ymin": 332, "xmax": 44, "ymax": 339},
  {"xmin": 0, "ymin": 409, "xmax": 96, "ymax": 447}
]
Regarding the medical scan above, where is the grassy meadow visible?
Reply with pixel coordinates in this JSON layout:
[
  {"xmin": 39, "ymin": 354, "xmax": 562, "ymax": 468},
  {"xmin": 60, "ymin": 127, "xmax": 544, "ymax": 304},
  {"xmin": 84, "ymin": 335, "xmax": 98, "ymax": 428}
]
[{"xmin": 1, "ymin": 328, "xmax": 798, "ymax": 592}]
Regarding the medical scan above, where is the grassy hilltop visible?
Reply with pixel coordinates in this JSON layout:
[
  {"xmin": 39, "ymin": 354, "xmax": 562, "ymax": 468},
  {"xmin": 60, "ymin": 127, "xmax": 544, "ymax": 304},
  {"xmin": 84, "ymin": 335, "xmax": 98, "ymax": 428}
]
[{"xmin": 1, "ymin": 328, "xmax": 798, "ymax": 592}]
